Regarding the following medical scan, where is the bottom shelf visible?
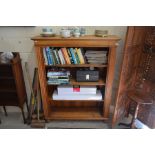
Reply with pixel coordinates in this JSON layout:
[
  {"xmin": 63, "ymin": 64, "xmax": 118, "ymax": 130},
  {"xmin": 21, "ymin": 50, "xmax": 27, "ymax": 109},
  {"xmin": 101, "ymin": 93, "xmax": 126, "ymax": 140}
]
[{"xmin": 46, "ymin": 107, "xmax": 107, "ymax": 120}]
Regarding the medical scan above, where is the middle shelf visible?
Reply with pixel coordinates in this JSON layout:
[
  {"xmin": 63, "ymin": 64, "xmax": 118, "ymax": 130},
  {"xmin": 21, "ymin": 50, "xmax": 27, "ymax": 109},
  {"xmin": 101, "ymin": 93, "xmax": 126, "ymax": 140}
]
[{"xmin": 47, "ymin": 78, "xmax": 106, "ymax": 86}]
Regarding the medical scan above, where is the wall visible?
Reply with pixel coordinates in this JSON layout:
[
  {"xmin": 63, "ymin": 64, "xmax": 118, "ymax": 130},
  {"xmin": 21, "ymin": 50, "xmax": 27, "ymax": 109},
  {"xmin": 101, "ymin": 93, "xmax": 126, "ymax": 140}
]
[{"xmin": 0, "ymin": 26, "xmax": 127, "ymax": 112}]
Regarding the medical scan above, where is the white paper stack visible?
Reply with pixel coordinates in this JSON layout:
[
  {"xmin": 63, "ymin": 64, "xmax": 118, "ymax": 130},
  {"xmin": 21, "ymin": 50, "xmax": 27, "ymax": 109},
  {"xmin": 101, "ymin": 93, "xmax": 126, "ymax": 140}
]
[
  {"xmin": 52, "ymin": 90, "xmax": 102, "ymax": 100},
  {"xmin": 57, "ymin": 85, "xmax": 97, "ymax": 95}
]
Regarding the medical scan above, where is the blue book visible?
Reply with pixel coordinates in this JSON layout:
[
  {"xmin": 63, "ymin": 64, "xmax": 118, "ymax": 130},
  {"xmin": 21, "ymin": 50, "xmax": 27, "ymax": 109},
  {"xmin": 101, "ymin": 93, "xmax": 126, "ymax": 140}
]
[
  {"xmin": 69, "ymin": 48, "xmax": 77, "ymax": 64},
  {"xmin": 46, "ymin": 47, "xmax": 53, "ymax": 65},
  {"xmin": 45, "ymin": 47, "xmax": 51, "ymax": 65},
  {"xmin": 67, "ymin": 49, "xmax": 74, "ymax": 64},
  {"xmin": 53, "ymin": 49, "xmax": 60, "ymax": 64}
]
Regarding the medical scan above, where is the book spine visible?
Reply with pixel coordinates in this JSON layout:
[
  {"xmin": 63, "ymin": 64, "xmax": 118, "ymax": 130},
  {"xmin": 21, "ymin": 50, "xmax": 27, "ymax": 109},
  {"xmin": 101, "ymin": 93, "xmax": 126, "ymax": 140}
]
[
  {"xmin": 67, "ymin": 49, "xmax": 74, "ymax": 64},
  {"xmin": 53, "ymin": 49, "xmax": 59, "ymax": 64},
  {"xmin": 75, "ymin": 48, "xmax": 81, "ymax": 64},
  {"xmin": 50, "ymin": 49, "xmax": 56, "ymax": 65},
  {"xmin": 80, "ymin": 48, "xmax": 86, "ymax": 63},
  {"xmin": 47, "ymin": 75, "xmax": 69, "ymax": 78},
  {"xmin": 74, "ymin": 48, "xmax": 80, "ymax": 64},
  {"xmin": 59, "ymin": 49, "xmax": 66, "ymax": 64},
  {"xmin": 58, "ymin": 49, "xmax": 63, "ymax": 64},
  {"xmin": 46, "ymin": 47, "xmax": 52, "ymax": 65},
  {"xmin": 43, "ymin": 48, "xmax": 48, "ymax": 65},
  {"xmin": 55, "ymin": 49, "xmax": 61, "ymax": 64},
  {"xmin": 78, "ymin": 48, "xmax": 85, "ymax": 64},
  {"xmin": 63, "ymin": 48, "xmax": 71, "ymax": 64},
  {"xmin": 70, "ymin": 48, "xmax": 77, "ymax": 64},
  {"xmin": 61, "ymin": 48, "xmax": 69, "ymax": 64}
]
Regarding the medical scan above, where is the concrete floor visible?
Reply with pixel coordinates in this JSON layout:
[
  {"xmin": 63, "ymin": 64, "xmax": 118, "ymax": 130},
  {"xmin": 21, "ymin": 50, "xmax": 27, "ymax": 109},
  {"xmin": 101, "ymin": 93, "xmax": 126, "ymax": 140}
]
[{"xmin": 0, "ymin": 112, "xmax": 132, "ymax": 129}]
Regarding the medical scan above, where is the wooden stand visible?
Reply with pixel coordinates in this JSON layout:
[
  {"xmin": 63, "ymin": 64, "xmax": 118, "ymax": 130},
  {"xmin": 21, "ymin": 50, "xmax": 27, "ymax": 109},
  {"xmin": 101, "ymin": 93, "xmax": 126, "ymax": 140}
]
[
  {"xmin": 31, "ymin": 35, "xmax": 120, "ymax": 121},
  {"xmin": 0, "ymin": 52, "xmax": 28, "ymax": 123}
]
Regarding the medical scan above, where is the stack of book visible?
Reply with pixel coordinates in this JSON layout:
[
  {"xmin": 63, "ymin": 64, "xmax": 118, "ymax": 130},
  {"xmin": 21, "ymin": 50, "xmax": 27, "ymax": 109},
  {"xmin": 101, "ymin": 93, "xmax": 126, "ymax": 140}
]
[
  {"xmin": 47, "ymin": 69, "xmax": 70, "ymax": 85},
  {"xmin": 52, "ymin": 85, "xmax": 102, "ymax": 100},
  {"xmin": 85, "ymin": 50, "xmax": 108, "ymax": 64},
  {"xmin": 43, "ymin": 47, "xmax": 86, "ymax": 65}
]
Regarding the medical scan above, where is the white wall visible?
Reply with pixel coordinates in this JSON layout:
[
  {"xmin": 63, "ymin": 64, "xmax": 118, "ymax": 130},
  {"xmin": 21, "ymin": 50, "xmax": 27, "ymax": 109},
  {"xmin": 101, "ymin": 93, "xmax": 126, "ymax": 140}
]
[{"xmin": 0, "ymin": 26, "xmax": 127, "ymax": 112}]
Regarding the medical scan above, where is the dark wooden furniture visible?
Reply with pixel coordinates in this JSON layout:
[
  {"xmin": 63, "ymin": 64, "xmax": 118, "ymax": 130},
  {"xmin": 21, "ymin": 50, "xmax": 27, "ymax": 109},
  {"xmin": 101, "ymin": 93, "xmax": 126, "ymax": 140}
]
[
  {"xmin": 118, "ymin": 82, "xmax": 154, "ymax": 128},
  {"xmin": 112, "ymin": 27, "xmax": 155, "ymax": 128},
  {"xmin": 0, "ymin": 52, "xmax": 28, "ymax": 123},
  {"xmin": 31, "ymin": 35, "xmax": 120, "ymax": 121}
]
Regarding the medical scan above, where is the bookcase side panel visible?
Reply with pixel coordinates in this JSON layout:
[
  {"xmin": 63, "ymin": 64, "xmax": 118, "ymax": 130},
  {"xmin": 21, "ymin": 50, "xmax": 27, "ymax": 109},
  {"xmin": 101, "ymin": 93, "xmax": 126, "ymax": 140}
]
[{"xmin": 104, "ymin": 46, "xmax": 117, "ymax": 118}]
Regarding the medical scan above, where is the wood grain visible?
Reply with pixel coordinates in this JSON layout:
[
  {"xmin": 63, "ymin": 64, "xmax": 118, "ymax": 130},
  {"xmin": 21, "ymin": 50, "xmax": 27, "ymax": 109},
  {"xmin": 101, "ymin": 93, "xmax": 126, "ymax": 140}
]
[{"xmin": 32, "ymin": 35, "xmax": 120, "ymax": 121}]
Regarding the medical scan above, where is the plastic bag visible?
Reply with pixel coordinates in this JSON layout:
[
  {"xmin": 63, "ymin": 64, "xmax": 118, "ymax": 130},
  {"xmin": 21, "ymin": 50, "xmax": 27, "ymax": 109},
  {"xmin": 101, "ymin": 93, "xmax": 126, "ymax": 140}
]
[{"xmin": 0, "ymin": 52, "xmax": 14, "ymax": 63}]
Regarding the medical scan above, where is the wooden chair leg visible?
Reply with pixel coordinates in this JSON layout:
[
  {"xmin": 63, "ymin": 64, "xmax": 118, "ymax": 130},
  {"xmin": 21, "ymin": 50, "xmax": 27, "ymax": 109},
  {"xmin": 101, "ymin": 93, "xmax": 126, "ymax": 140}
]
[
  {"xmin": 3, "ymin": 106, "xmax": 8, "ymax": 116},
  {"xmin": 21, "ymin": 108, "xmax": 26, "ymax": 124}
]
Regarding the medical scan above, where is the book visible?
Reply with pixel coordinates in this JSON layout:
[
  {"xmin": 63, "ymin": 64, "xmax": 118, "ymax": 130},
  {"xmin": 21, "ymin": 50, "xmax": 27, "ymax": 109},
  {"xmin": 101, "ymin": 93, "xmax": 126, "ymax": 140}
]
[
  {"xmin": 46, "ymin": 47, "xmax": 53, "ymax": 65},
  {"xmin": 67, "ymin": 49, "xmax": 74, "ymax": 64},
  {"xmin": 47, "ymin": 70, "xmax": 70, "ymax": 77},
  {"xmin": 47, "ymin": 70, "xmax": 70, "ymax": 85},
  {"xmin": 47, "ymin": 81, "xmax": 69, "ymax": 85},
  {"xmin": 61, "ymin": 48, "xmax": 71, "ymax": 64},
  {"xmin": 77, "ymin": 48, "xmax": 85, "ymax": 64},
  {"xmin": 43, "ymin": 48, "xmax": 48, "ymax": 65},
  {"xmin": 74, "ymin": 48, "xmax": 80, "ymax": 64},
  {"xmin": 80, "ymin": 48, "xmax": 86, "ymax": 63},
  {"xmin": 53, "ymin": 49, "xmax": 60, "ymax": 64},
  {"xmin": 58, "ymin": 49, "xmax": 64, "ymax": 64},
  {"xmin": 47, "ymin": 75, "xmax": 69, "ymax": 78},
  {"xmin": 53, "ymin": 90, "xmax": 102, "ymax": 100},
  {"xmin": 70, "ymin": 48, "xmax": 77, "ymax": 64},
  {"xmin": 57, "ymin": 85, "xmax": 97, "ymax": 95},
  {"xmin": 58, "ymin": 49, "xmax": 65, "ymax": 64},
  {"xmin": 85, "ymin": 50, "xmax": 108, "ymax": 64},
  {"xmin": 50, "ymin": 49, "xmax": 56, "ymax": 65}
]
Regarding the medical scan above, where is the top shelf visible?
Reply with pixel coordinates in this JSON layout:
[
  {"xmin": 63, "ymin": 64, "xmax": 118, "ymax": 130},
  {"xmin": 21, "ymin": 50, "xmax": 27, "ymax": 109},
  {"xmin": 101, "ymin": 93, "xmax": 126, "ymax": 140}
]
[
  {"xmin": 31, "ymin": 35, "xmax": 121, "ymax": 47},
  {"xmin": 31, "ymin": 35, "xmax": 120, "ymax": 41}
]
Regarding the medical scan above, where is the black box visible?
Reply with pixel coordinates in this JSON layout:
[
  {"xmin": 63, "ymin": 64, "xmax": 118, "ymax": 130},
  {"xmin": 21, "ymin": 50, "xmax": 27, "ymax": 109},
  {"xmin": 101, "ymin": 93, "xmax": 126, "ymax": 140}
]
[{"xmin": 76, "ymin": 70, "xmax": 99, "ymax": 82}]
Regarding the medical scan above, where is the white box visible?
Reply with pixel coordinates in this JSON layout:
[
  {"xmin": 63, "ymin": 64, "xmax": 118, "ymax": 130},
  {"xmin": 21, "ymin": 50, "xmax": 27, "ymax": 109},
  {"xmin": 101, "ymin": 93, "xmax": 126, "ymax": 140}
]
[
  {"xmin": 57, "ymin": 85, "xmax": 97, "ymax": 95},
  {"xmin": 53, "ymin": 90, "xmax": 102, "ymax": 100}
]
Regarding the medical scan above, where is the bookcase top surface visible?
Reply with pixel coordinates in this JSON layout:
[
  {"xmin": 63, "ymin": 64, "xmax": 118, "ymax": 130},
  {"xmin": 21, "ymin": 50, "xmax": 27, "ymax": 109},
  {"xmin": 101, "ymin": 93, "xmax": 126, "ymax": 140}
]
[{"xmin": 31, "ymin": 35, "xmax": 121, "ymax": 41}]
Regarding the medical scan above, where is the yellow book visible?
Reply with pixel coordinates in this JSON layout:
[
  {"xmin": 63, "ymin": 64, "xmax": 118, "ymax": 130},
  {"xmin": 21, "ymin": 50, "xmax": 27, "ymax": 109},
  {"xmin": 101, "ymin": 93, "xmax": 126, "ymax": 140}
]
[
  {"xmin": 77, "ymin": 48, "xmax": 85, "ymax": 64},
  {"xmin": 75, "ymin": 48, "xmax": 81, "ymax": 64}
]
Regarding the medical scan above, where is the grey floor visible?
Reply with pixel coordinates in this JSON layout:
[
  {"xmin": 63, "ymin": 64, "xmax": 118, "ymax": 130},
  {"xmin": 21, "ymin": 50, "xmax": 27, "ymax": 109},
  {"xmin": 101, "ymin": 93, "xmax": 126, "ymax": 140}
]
[{"xmin": 0, "ymin": 112, "xmax": 132, "ymax": 129}]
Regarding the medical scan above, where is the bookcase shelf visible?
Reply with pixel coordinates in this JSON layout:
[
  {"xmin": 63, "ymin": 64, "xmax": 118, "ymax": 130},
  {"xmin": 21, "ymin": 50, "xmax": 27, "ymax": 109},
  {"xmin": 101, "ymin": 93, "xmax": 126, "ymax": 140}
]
[
  {"xmin": 47, "ymin": 78, "xmax": 106, "ymax": 86},
  {"xmin": 32, "ymin": 35, "xmax": 120, "ymax": 121},
  {"xmin": 70, "ymin": 78, "xmax": 105, "ymax": 86},
  {"xmin": 50, "ymin": 99, "xmax": 104, "ymax": 102},
  {"xmin": 45, "ymin": 64, "xmax": 108, "ymax": 68},
  {"xmin": 47, "ymin": 107, "xmax": 106, "ymax": 120}
]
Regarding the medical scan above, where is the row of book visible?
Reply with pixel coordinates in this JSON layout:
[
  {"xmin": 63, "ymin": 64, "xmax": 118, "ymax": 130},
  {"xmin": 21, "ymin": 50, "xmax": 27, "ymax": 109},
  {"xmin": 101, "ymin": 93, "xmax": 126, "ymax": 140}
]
[
  {"xmin": 85, "ymin": 50, "xmax": 108, "ymax": 64},
  {"xmin": 43, "ymin": 47, "xmax": 86, "ymax": 65},
  {"xmin": 47, "ymin": 69, "xmax": 70, "ymax": 85}
]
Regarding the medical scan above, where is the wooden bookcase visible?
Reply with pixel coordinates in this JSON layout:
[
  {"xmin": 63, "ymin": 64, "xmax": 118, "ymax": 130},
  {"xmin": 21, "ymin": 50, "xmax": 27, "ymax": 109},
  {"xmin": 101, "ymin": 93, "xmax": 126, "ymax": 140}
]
[
  {"xmin": 31, "ymin": 35, "xmax": 120, "ymax": 121},
  {"xmin": 0, "ymin": 52, "xmax": 28, "ymax": 123}
]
